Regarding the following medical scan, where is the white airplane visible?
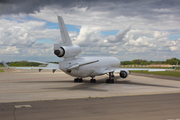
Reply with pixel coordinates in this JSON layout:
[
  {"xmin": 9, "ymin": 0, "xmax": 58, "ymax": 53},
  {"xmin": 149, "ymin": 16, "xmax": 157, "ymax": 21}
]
[{"xmin": 2, "ymin": 16, "xmax": 174, "ymax": 83}]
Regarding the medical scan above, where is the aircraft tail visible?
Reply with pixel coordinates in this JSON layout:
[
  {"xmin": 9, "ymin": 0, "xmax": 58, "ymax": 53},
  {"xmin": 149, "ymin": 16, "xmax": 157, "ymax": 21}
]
[
  {"xmin": 2, "ymin": 61, "xmax": 9, "ymax": 68},
  {"xmin": 54, "ymin": 16, "xmax": 81, "ymax": 59},
  {"xmin": 57, "ymin": 16, "xmax": 72, "ymax": 46}
]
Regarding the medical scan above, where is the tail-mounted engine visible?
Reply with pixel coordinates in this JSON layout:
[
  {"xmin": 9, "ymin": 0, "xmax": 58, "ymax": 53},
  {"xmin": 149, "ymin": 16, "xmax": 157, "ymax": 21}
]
[
  {"xmin": 54, "ymin": 44, "xmax": 81, "ymax": 58},
  {"xmin": 119, "ymin": 70, "xmax": 129, "ymax": 78}
]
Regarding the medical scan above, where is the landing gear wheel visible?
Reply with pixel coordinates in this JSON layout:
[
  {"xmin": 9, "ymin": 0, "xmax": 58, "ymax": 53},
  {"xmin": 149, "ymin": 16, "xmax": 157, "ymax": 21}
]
[
  {"xmin": 106, "ymin": 72, "xmax": 115, "ymax": 83},
  {"xmin": 93, "ymin": 79, "xmax": 96, "ymax": 83},
  {"xmin": 106, "ymin": 79, "xmax": 109, "ymax": 83},
  {"xmin": 79, "ymin": 78, "xmax": 83, "ymax": 82},
  {"xmin": 110, "ymin": 79, "xmax": 114, "ymax": 83},
  {"xmin": 74, "ymin": 78, "xmax": 83, "ymax": 82},
  {"xmin": 74, "ymin": 78, "xmax": 78, "ymax": 82},
  {"xmin": 90, "ymin": 79, "xmax": 96, "ymax": 83},
  {"xmin": 106, "ymin": 79, "xmax": 114, "ymax": 83}
]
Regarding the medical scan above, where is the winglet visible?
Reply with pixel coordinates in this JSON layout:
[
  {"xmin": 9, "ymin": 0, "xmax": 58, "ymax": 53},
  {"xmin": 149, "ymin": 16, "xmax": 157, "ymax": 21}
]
[
  {"xmin": 57, "ymin": 16, "xmax": 72, "ymax": 46},
  {"xmin": 174, "ymin": 62, "xmax": 178, "ymax": 70},
  {"xmin": 2, "ymin": 61, "xmax": 9, "ymax": 68}
]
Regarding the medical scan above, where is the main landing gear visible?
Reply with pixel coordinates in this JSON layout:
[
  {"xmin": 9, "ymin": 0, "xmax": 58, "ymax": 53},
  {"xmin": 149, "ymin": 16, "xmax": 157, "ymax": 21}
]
[
  {"xmin": 90, "ymin": 76, "xmax": 96, "ymax": 83},
  {"xmin": 106, "ymin": 72, "xmax": 114, "ymax": 83},
  {"xmin": 90, "ymin": 79, "xmax": 96, "ymax": 83},
  {"xmin": 74, "ymin": 78, "xmax": 83, "ymax": 82},
  {"xmin": 74, "ymin": 73, "xmax": 114, "ymax": 83}
]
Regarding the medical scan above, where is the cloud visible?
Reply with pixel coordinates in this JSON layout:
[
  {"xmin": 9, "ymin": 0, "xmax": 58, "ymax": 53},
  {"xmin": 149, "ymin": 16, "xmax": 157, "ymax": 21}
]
[
  {"xmin": 0, "ymin": 46, "xmax": 19, "ymax": 54},
  {"xmin": 0, "ymin": 19, "xmax": 42, "ymax": 47},
  {"xmin": 72, "ymin": 26, "xmax": 102, "ymax": 47},
  {"xmin": 0, "ymin": 0, "xmax": 180, "ymax": 61},
  {"xmin": 0, "ymin": 18, "xmax": 61, "ymax": 61},
  {"xmin": 106, "ymin": 26, "xmax": 131, "ymax": 43},
  {"xmin": 0, "ymin": 18, "xmax": 60, "ymax": 47},
  {"xmin": 1, "ymin": 0, "xmax": 180, "ymax": 16}
]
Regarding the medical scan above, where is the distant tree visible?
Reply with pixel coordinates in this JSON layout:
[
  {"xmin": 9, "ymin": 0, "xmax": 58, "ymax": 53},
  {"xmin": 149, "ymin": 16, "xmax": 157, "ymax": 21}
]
[
  {"xmin": 166, "ymin": 58, "xmax": 180, "ymax": 65},
  {"xmin": 133, "ymin": 59, "xmax": 141, "ymax": 64},
  {"xmin": 50, "ymin": 62, "xmax": 59, "ymax": 64},
  {"xmin": 0, "ymin": 62, "xmax": 3, "ymax": 67},
  {"xmin": 8, "ymin": 61, "xmax": 42, "ymax": 66},
  {"xmin": 132, "ymin": 59, "xmax": 148, "ymax": 65},
  {"xmin": 121, "ymin": 58, "xmax": 180, "ymax": 65},
  {"xmin": 152, "ymin": 61, "xmax": 166, "ymax": 64},
  {"xmin": 121, "ymin": 61, "xmax": 131, "ymax": 65}
]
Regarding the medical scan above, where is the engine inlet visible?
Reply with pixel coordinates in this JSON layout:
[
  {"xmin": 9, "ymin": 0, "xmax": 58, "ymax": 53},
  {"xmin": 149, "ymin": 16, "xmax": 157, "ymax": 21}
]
[{"xmin": 54, "ymin": 50, "xmax": 60, "ymax": 56}]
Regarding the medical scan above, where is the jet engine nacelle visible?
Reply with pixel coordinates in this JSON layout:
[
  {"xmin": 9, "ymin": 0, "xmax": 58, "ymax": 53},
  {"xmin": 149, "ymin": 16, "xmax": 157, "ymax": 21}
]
[
  {"xmin": 119, "ymin": 70, "xmax": 129, "ymax": 78},
  {"xmin": 54, "ymin": 44, "xmax": 81, "ymax": 58}
]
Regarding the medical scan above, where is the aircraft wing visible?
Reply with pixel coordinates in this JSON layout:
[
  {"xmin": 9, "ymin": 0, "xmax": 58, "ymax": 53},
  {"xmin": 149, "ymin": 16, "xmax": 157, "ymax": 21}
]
[
  {"xmin": 113, "ymin": 68, "xmax": 174, "ymax": 73},
  {"xmin": 2, "ymin": 61, "xmax": 60, "ymax": 73},
  {"xmin": 27, "ymin": 60, "xmax": 48, "ymax": 64},
  {"xmin": 102, "ymin": 67, "xmax": 174, "ymax": 74}
]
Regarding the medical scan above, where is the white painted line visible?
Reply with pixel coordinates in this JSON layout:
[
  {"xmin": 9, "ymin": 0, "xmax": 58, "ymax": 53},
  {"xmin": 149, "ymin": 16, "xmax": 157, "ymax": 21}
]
[
  {"xmin": 167, "ymin": 118, "xmax": 180, "ymax": 120},
  {"xmin": 14, "ymin": 105, "xmax": 32, "ymax": 108}
]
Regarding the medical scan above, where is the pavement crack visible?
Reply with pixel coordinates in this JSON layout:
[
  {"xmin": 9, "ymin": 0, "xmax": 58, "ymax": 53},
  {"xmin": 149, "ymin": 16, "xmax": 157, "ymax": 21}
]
[{"xmin": 13, "ymin": 107, "xmax": 16, "ymax": 120}]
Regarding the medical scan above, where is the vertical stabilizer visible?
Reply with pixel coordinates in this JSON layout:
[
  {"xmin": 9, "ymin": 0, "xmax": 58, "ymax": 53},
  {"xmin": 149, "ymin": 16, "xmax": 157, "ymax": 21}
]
[{"xmin": 57, "ymin": 16, "xmax": 72, "ymax": 46}]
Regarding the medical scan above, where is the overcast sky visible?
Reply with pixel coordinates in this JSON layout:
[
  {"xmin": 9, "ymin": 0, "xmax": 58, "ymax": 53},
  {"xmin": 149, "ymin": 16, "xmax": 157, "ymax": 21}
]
[{"xmin": 0, "ymin": 0, "xmax": 180, "ymax": 62}]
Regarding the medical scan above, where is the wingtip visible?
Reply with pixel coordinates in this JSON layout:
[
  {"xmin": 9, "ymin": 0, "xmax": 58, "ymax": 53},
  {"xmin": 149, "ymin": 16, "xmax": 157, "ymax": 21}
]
[{"xmin": 2, "ymin": 60, "xmax": 9, "ymax": 68}]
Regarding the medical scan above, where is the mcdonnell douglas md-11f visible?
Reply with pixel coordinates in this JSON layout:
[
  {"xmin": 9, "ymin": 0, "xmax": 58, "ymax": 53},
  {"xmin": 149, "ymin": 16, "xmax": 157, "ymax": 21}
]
[{"xmin": 2, "ymin": 16, "xmax": 174, "ymax": 83}]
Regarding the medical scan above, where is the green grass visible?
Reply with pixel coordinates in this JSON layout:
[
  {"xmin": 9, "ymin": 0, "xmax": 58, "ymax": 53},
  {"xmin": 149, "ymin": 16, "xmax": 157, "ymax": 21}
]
[
  {"xmin": 120, "ymin": 67, "xmax": 173, "ymax": 69},
  {"xmin": 1, "ymin": 65, "xmax": 44, "ymax": 67},
  {"xmin": 0, "ymin": 69, "xmax": 4, "ymax": 72},
  {"xmin": 131, "ymin": 70, "xmax": 180, "ymax": 77},
  {"xmin": 121, "ymin": 66, "xmax": 180, "ymax": 70}
]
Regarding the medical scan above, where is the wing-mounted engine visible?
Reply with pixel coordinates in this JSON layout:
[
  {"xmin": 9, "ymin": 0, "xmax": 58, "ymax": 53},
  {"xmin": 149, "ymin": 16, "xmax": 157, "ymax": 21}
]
[
  {"xmin": 54, "ymin": 44, "xmax": 81, "ymax": 59},
  {"xmin": 119, "ymin": 70, "xmax": 129, "ymax": 78}
]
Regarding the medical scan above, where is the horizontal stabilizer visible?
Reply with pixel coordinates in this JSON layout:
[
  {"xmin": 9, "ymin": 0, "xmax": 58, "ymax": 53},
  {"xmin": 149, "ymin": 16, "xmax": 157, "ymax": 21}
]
[{"xmin": 68, "ymin": 60, "xmax": 99, "ymax": 69}]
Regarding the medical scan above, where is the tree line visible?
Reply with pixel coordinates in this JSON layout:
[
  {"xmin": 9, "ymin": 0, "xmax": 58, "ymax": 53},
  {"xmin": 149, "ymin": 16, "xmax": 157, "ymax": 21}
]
[
  {"xmin": 121, "ymin": 58, "xmax": 180, "ymax": 65},
  {"xmin": 0, "ymin": 61, "xmax": 42, "ymax": 67},
  {"xmin": 0, "ymin": 58, "xmax": 179, "ymax": 67}
]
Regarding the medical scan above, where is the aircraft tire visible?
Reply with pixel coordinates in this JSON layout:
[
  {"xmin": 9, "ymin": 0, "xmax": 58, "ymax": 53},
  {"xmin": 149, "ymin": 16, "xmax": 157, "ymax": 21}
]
[
  {"xmin": 106, "ymin": 79, "xmax": 110, "ymax": 83},
  {"xmin": 93, "ymin": 79, "xmax": 96, "ymax": 83},
  {"xmin": 79, "ymin": 78, "xmax": 83, "ymax": 82},
  {"xmin": 90, "ymin": 79, "xmax": 96, "ymax": 83},
  {"xmin": 110, "ymin": 79, "xmax": 114, "ymax": 83},
  {"xmin": 74, "ymin": 78, "xmax": 79, "ymax": 82},
  {"xmin": 90, "ymin": 79, "xmax": 93, "ymax": 83}
]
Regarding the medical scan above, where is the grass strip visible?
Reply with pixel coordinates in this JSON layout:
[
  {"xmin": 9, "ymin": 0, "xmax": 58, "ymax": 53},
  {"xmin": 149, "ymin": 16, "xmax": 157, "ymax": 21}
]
[
  {"xmin": 0, "ymin": 69, "xmax": 4, "ymax": 72},
  {"xmin": 131, "ymin": 70, "xmax": 180, "ymax": 77}
]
